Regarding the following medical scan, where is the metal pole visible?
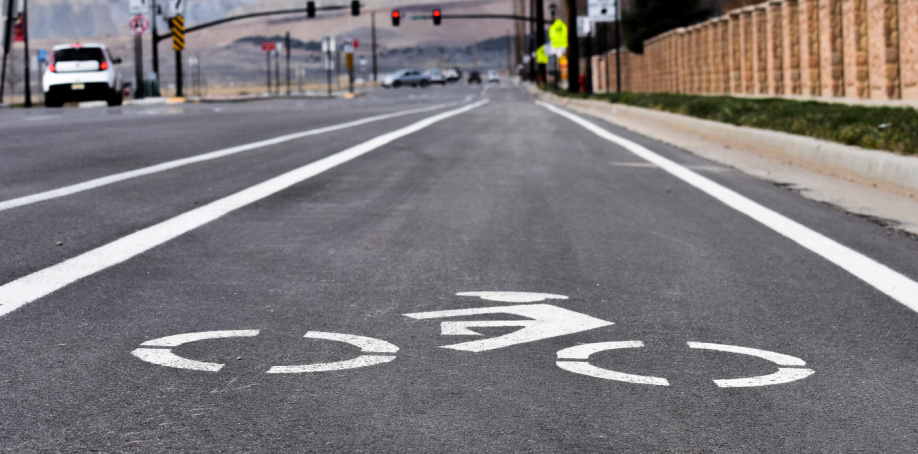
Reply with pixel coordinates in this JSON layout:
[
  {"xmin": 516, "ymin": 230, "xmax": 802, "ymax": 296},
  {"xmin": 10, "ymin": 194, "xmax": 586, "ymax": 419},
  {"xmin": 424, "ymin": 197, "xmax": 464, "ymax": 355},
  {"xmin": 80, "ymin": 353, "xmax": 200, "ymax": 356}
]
[
  {"xmin": 134, "ymin": 34, "xmax": 144, "ymax": 99},
  {"xmin": 22, "ymin": 0, "xmax": 31, "ymax": 107},
  {"xmin": 151, "ymin": 0, "xmax": 160, "ymax": 94},
  {"xmin": 565, "ymin": 0, "xmax": 578, "ymax": 93},
  {"xmin": 174, "ymin": 48, "xmax": 182, "ymax": 97},
  {"xmin": 1, "ymin": 0, "xmax": 15, "ymax": 103},
  {"xmin": 614, "ymin": 0, "xmax": 620, "ymax": 94},
  {"xmin": 285, "ymin": 32, "xmax": 290, "ymax": 96},
  {"xmin": 535, "ymin": 0, "xmax": 545, "ymax": 84},
  {"xmin": 266, "ymin": 50, "xmax": 271, "ymax": 94},
  {"xmin": 274, "ymin": 48, "xmax": 279, "ymax": 95},
  {"xmin": 583, "ymin": 31, "xmax": 593, "ymax": 93},
  {"xmin": 371, "ymin": 12, "xmax": 377, "ymax": 82}
]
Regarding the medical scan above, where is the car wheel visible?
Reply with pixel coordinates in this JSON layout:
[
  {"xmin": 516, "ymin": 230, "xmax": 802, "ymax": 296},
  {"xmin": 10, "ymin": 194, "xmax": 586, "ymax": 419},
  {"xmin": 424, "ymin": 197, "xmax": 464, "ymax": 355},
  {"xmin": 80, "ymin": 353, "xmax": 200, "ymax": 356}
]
[
  {"xmin": 44, "ymin": 94, "xmax": 62, "ymax": 108},
  {"xmin": 107, "ymin": 89, "xmax": 123, "ymax": 107},
  {"xmin": 393, "ymin": 81, "xmax": 402, "ymax": 88},
  {"xmin": 420, "ymin": 80, "xmax": 430, "ymax": 88}
]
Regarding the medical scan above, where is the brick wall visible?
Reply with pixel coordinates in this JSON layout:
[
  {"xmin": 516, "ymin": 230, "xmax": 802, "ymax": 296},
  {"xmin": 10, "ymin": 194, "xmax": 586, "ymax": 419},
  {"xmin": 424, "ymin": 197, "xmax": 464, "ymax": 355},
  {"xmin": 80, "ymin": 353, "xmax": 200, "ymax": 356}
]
[{"xmin": 590, "ymin": 0, "xmax": 917, "ymax": 100}]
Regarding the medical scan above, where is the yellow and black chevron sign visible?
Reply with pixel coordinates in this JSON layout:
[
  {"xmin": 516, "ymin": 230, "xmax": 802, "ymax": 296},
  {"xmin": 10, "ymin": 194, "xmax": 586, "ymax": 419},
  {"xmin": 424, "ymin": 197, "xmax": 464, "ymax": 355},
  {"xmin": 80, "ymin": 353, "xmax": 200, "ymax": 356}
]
[
  {"xmin": 171, "ymin": 16, "xmax": 185, "ymax": 51},
  {"xmin": 345, "ymin": 53, "xmax": 353, "ymax": 71}
]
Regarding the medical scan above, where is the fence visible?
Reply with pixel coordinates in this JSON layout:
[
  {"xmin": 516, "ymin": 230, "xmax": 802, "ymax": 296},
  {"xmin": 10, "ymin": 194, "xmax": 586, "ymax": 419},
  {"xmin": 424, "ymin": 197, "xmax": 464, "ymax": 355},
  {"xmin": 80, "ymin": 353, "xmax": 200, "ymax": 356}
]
[{"xmin": 591, "ymin": 0, "xmax": 918, "ymax": 100}]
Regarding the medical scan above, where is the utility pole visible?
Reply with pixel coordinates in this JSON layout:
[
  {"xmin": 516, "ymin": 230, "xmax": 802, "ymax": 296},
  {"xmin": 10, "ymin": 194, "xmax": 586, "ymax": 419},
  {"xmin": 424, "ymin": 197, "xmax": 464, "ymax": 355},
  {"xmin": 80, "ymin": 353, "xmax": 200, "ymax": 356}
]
[
  {"xmin": 22, "ymin": 0, "xmax": 31, "ymax": 107},
  {"xmin": 614, "ymin": 0, "xmax": 621, "ymax": 93},
  {"xmin": 285, "ymin": 32, "xmax": 290, "ymax": 96},
  {"xmin": 371, "ymin": 12, "xmax": 377, "ymax": 82},
  {"xmin": 151, "ymin": 0, "xmax": 160, "ymax": 95},
  {"xmin": 565, "ymin": 0, "xmax": 579, "ymax": 93},
  {"xmin": 535, "ymin": 0, "xmax": 545, "ymax": 84},
  {"xmin": 1, "ymin": 0, "xmax": 14, "ymax": 103}
]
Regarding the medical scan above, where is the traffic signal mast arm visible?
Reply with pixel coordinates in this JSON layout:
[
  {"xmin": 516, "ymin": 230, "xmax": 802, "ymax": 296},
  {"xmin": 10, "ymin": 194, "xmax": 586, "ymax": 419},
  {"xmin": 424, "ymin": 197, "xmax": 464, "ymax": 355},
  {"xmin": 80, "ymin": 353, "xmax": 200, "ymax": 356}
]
[
  {"xmin": 410, "ymin": 13, "xmax": 550, "ymax": 24},
  {"xmin": 154, "ymin": 3, "xmax": 355, "ymax": 43}
]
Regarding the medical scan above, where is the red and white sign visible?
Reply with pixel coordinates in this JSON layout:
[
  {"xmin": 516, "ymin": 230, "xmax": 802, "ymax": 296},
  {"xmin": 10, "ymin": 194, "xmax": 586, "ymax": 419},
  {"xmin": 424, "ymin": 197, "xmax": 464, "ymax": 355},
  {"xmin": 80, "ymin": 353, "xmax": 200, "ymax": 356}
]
[
  {"xmin": 129, "ymin": 15, "xmax": 150, "ymax": 35},
  {"xmin": 261, "ymin": 42, "xmax": 276, "ymax": 52},
  {"xmin": 352, "ymin": 39, "xmax": 359, "ymax": 49}
]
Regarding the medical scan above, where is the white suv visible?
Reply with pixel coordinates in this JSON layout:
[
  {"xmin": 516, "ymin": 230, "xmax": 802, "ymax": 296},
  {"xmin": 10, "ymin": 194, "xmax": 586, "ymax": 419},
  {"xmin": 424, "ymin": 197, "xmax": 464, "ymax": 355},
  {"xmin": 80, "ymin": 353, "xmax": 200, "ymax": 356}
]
[{"xmin": 43, "ymin": 43, "xmax": 123, "ymax": 107}]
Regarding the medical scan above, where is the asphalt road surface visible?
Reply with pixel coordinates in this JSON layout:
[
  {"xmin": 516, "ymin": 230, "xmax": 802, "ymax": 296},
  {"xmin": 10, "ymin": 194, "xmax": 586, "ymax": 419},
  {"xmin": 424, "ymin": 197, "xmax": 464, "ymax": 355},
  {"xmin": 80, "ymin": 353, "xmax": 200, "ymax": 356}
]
[{"xmin": 2, "ymin": 83, "xmax": 917, "ymax": 452}]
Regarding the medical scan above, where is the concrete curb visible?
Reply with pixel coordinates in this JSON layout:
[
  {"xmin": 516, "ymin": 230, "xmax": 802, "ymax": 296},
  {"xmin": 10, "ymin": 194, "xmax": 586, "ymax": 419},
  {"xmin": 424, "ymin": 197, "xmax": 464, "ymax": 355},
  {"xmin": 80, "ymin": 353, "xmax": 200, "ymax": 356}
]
[{"xmin": 535, "ymin": 89, "xmax": 918, "ymax": 196}]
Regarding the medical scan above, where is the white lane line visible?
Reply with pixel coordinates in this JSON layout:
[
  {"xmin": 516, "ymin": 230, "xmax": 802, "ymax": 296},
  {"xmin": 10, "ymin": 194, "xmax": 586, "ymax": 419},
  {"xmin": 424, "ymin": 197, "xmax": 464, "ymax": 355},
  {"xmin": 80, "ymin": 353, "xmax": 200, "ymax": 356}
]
[
  {"xmin": 539, "ymin": 101, "xmax": 918, "ymax": 314},
  {"xmin": 0, "ymin": 101, "xmax": 459, "ymax": 213},
  {"xmin": 0, "ymin": 99, "xmax": 488, "ymax": 318}
]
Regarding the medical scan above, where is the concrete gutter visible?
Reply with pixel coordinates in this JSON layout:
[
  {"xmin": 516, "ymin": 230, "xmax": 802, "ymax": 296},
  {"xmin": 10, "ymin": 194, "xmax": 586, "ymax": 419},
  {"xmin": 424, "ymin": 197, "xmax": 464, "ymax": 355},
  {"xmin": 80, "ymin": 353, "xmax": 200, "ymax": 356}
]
[{"xmin": 535, "ymin": 90, "xmax": 918, "ymax": 196}]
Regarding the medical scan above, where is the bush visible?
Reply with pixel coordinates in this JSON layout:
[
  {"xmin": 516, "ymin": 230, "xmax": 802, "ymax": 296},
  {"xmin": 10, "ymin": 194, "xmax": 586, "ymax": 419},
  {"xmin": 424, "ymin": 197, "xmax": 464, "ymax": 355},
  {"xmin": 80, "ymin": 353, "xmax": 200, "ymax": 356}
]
[{"xmin": 555, "ymin": 90, "xmax": 918, "ymax": 155}]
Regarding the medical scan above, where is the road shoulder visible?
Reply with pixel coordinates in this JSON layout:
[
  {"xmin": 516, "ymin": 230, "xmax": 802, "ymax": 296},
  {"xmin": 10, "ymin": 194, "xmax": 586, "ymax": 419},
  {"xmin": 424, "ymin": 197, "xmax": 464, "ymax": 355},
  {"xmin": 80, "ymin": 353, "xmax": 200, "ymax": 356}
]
[{"xmin": 532, "ymin": 87, "xmax": 918, "ymax": 236}]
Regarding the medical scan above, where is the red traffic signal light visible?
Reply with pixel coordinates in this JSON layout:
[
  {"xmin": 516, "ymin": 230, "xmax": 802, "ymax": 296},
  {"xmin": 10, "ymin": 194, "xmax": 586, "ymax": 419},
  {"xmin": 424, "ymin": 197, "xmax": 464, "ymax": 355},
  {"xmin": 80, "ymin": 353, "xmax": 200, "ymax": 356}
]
[
  {"xmin": 391, "ymin": 9, "xmax": 400, "ymax": 26},
  {"xmin": 433, "ymin": 9, "xmax": 441, "ymax": 25}
]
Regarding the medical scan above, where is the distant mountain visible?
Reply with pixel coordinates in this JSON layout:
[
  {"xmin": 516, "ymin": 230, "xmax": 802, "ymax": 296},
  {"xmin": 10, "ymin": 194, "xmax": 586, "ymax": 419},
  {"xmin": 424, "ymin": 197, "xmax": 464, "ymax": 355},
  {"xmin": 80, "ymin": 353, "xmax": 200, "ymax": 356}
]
[
  {"xmin": 23, "ymin": 0, "xmax": 499, "ymax": 40},
  {"xmin": 27, "ymin": 0, "xmax": 263, "ymax": 40}
]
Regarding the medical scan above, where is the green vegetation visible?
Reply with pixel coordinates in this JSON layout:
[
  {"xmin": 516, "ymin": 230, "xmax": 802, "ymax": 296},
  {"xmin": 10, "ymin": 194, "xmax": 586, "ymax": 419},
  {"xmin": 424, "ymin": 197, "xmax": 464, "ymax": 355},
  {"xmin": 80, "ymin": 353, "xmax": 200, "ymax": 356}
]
[{"xmin": 547, "ymin": 88, "xmax": 918, "ymax": 155}]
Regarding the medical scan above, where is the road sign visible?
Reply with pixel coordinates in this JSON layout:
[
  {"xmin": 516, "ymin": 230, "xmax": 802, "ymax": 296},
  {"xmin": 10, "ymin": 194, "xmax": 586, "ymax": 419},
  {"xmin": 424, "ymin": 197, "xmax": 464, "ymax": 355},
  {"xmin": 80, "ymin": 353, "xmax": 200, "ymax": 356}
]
[
  {"xmin": 166, "ymin": 0, "xmax": 185, "ymax": 18},
  {"xmin": 536, "ymin": 45, "xmax": 548, "ymax": 64},
  {"xmin": 588, "ymin": 0, "xmax": 616, "ymax": 23},
  {"xmin": 170, "ymin": 16, "xmax": 185, "ymax": 51},
  {"xmin": 321, "ymin": 36, "xmax": 336, "ymax": 53},
  {"xmin": 261, "ymin": 41, "xmax": 275, "ymax": 52},
  {"xmin": 345, "ymin": 53, "xmax": 353, "ymax": 71},
  {"xmin": 129, "ymin": 0, "xmax": 149, "ymax": 15},
  {"xmin": 37, "ymin": 49, "xmax": 47, "ymax": 63},
  {"xmin": 577, "ymin": 16, "xmax": 592, "ymax": 38},
  {"xmin": 549, "ymin": 19, "xmax": 568, "ymax": 49},
  {"xmin": 129, "ymin": 15, "xmax": 150, "ymax": 35}
]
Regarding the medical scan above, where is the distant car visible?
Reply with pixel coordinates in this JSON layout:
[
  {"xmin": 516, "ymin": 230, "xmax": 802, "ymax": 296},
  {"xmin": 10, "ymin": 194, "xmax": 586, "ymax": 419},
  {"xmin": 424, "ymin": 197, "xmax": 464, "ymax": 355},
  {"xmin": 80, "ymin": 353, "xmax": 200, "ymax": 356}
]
[
  {"xmin": 487, "ymin": 70, "xmax": 500, "ymax": 83},
  {"xmin": 468, "ymin": 71, "xmax": 482, "ymax": 84},
  {"xmin": 381, "ymin": 68, "xmax": 430, "ymax": 88},
  {"xmin": 42, "ymin": 43, "xmax": 123, "ymax": 107},
  {"xmin": 424, "ymin": 69, "xmax": 446, "ymax": 85},
  {"xmin": 445, "ymin": 67, "xmax": 462, "ymax": 83}
]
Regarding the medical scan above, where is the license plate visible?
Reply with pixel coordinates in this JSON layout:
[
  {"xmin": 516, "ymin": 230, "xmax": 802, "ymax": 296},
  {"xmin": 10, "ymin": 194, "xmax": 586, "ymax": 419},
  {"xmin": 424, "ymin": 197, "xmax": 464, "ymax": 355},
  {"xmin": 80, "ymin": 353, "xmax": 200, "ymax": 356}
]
[{"xmin": 71, "ymin": 83, "xmax": 85, "ymax": 90}]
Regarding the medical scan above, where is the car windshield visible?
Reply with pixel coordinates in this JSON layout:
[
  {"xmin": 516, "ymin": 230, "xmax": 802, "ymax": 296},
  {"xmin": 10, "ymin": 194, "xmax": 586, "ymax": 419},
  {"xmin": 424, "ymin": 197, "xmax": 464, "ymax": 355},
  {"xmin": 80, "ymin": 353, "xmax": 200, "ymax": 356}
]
[{"xmin": 54, "ymin": 48, "xmax": 105, "ymax": 63}]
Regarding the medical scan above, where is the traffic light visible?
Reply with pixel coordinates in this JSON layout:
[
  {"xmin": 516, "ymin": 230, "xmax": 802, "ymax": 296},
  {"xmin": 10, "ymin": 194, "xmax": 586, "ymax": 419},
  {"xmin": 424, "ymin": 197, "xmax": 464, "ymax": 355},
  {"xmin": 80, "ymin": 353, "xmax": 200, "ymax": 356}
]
[
  {"xmin": 391, "ymin": 10, "xmax": 400, "ymax": 26},
  {"xmin": 351, "ymin": 0, "xmax": 359, "ymax": 16},
  {"xmin": 306, "ymin": 1, "xmax": 315, "ymax": 18},
  {"xmin": 433, "ymin": 9, "xmax": 441, "ymax": 25}
]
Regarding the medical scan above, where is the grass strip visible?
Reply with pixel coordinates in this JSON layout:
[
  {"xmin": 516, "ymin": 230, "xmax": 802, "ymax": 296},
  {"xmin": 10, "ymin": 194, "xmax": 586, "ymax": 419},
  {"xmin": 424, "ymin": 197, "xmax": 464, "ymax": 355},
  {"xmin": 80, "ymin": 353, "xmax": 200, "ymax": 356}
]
[{"xmin": 544, "ymin": 87, "xmax": 918, "ymax": 155}]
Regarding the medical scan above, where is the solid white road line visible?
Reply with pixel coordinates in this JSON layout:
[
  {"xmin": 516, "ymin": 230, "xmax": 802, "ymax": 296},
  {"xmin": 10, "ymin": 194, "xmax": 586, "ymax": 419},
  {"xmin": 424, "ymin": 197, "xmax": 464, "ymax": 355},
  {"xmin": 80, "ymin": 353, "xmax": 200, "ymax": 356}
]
[
  {"xmin": 0, "ymin": 101, "xmax": 459, "ymax": 213},
  {"xmin": 0, "ymin": 100, "xmax": 488, "ymax": 318},
  {"xmin": 539, "ymin": 101, "xmax": 918, "ymax": 314}
]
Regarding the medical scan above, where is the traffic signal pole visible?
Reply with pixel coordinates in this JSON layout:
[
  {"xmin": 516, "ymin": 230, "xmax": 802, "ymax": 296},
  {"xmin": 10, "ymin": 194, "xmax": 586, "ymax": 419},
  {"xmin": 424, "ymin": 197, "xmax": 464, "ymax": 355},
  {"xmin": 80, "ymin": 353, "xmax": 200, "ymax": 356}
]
[
  {"xmin": 565, "ymin": 0, "xmax": 579, "ymax": 93},
  {"xmin": 534, "ymin": 0, "xmax": 546, "ymax": 84},
  {"xmin": 371, "ymin": 12, "xmax": 377, "ymax": 82}
]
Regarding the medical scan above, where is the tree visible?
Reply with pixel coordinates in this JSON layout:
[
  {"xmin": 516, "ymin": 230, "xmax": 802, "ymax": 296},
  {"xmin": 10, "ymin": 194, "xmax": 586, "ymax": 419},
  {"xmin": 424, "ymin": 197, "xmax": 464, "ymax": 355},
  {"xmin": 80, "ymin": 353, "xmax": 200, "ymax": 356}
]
[{"xmin": 621, "ymin": 0, "xmax": 714, "ymax": 54}]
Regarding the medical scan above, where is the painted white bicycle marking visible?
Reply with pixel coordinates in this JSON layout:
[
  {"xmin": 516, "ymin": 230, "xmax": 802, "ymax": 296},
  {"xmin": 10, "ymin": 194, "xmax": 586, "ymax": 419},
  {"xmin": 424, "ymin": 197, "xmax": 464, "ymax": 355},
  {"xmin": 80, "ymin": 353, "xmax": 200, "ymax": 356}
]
[
  {"xmin": 131, "ymin": 330, "xmax": 260, "ymax": 372},
  {"xmin": 404, "ymin": 304, "xmax": 613, "ymax": 352},
  {"xmin": 556, "ymin": 341, "xmax": 814, "ymax": 387},
  {"xmin": 556, "ymin": 341, "xmax": 670, "ymax": 386},
  {"xmin": 266, "ymin": 331, "xmax": 399, "ymax": 374}
]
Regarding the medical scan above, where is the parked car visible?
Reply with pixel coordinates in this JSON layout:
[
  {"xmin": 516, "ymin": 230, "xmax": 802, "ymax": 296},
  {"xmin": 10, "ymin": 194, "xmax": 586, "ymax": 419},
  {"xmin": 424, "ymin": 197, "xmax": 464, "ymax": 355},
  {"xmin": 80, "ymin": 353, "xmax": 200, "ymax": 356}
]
[
  {"xmin": 445, "ymin": 67, "xmax": 462, "ymax": 82},
  {"xmin": 468, "ymin": 70, "xmax": 482, "ymax": 84},
  {"xmin": 487, "ymin": 70, "xmax": 500, "ymax": 83},
  {"xmin": 42, "ymin": 43, "xmax": 123, "ymax": 107},
  {"xmin": 424, "ymin": 69, "xmax": 446, "ymax": 85},
  {"xmin": 381, "ymin": 68, "xmax": 430, "ymax": 88}
]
